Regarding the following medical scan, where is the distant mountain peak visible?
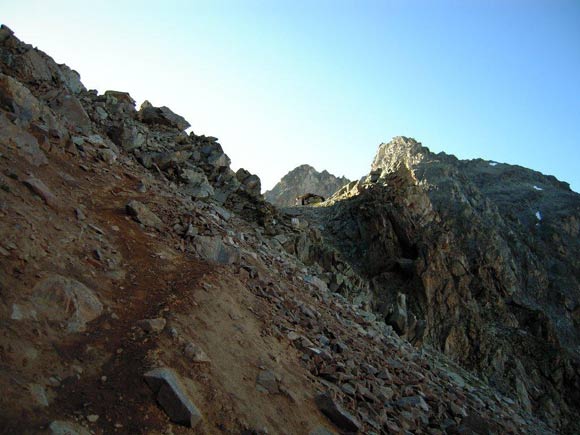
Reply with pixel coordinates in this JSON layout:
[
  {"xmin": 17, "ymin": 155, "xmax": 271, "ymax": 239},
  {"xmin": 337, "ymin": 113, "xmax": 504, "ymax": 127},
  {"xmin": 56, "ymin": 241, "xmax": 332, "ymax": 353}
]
[{"xmin": 264, "ymin": 165, "xmax": 350, "ymax": 207}]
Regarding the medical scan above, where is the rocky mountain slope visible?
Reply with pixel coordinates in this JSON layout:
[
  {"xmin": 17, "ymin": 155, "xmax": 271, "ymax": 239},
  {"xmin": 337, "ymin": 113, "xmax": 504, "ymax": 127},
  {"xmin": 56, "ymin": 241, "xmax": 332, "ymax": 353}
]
[
  {"xmin": 0, "ymin": 25, "xmax": 575, "ymax": 435},
  {"xmin": 289, "ymin": 137, "xmax": 580, "ymax": 432},
  {"xmin": 264, "ymin": 165, "xmax": 349, "ymax": 207}
]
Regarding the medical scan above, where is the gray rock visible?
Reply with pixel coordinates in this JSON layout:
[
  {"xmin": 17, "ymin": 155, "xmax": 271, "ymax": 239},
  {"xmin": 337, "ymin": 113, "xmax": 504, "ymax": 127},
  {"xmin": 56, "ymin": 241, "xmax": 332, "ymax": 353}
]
[
  {"xmin": 0, "ymin": 114, "xmax": 49, "ymax": 166},
  {"xmin": 97, "ymin": 148, "xmax": 117, "ymax": 163},
  {"xmin": 0, "ymin": 73, "xmax": 44, "ymax": 123},
  {"xmin": 108, "ymin": 123, "xmax": 147, "ymax": 151},
  {"xmin": 179, "ymin": 167, "xmax": 214, "ymax": 199},
  {"xmin": 395, "ymin": 395, "xmax": 430, "ymax": 412},
  {"xmin": 49, "ymin": 420, "xmax": 91, "ymax": 435},
  {"xmin": 29, "ymin": 383, "xmax": 49, "ymax": 407},
  {"xmin": 57, "ymin": 64, "xmax": 86, "ymax": 94},
  {"xmin": 153, "ymin": 150, "xmax": 192, "ymax": 170},
  {"xmin": 0, "ymin": 24, "xmax": 14, "ymax": 42},
  {"xmin": 193, "ymin": 236, "xmax": 240, "ymax": 265},
  {"xmin": 315, "ymin": 392, "xmax": 361, "ymax": 433},
  {"xmin": 386, "ymin": 292, "xmax": 407, "ymax": 335},
  {"xmin": 183, "ymin": 343, "xmax": 211, "ymax": 363},
  {"xmin": 236, "ymin": 168, "xmax": 261, "ymax": 196},
  {"xmin": 341, "ymin": 383, "xmax": 356, "ymax": 396},
  {"xmin": 137, "ymin": 318, "xmax": 166, "ymax": 333},
  {"xmin": 126, "ymin": 200, "xmax": 163, "ymax": 229},
  {"xmin": 23, "ymin": 177, "xmax": 57, "ymax": 208},
  {"xmin": 143, "ymin": 367, "xmax": 203, "ymax": 428},
  {"xmin": 256, "ymin": 369, "xmax": 279, "ymax": 394},
  {"xmin": 207, "ymin": 151, "xmax": 230, "ymax": 168},
  {"xmin": 139, "ymin": 104, "xmax": 190, "ymax": 131},
  {"xmin": 32, "ymin": 274, "xmax": 103, "ymax": 333}
]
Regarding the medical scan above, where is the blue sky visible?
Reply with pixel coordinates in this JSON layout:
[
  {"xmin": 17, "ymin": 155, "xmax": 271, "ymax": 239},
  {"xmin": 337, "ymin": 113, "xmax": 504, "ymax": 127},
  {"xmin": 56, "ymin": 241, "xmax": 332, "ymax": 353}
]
[{"xmin": 3, "ymin": 0, "xmax": 580, "ymax": 191}]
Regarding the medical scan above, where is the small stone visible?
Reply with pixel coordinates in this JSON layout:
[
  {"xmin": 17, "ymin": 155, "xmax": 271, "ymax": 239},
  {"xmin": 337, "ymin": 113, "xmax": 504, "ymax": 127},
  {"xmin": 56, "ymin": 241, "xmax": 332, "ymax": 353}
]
[
  {"xmin": 97, "ymin": 148, "xmax": 117, "ymax": 163},
  {"xmin": 256, "ymin": 369, "xmax": 279, "ymax": 394},
  {"xmin": 450, "ymin": 401, "xmax": 467, "ymax": 417},
  {"xmin": 287, "ymin": 331, "xmax": 301, "ymax": 341},
  {"xmin": 49, "ymin": 421, "xmax": 91, "ymax": 435},
  {"xmin": 23, "ymin": 177, "xmax": 57, "ymax": 208},
  {"xmin": 75, "ymin": 208, "xmax": 86, "ymax": 221},
  {"xmin": 395, "ymin": 395, "xmax": 430, "ymax": 412},
  {"xmin": 126, "ymin": 200, "xmax": 163, "ymax": 229},
  {"xmin": 183, "ymin": 343, "xmax": 211, "ymax": 363},
  {"xmin": 361, "ymin": 362, "xmax": 378, "ymax": 376},
  {"xmin": 87, "ymin": 415, "xmax": 99, "ymax": 423},
  {"xmin": 137, "ymin": 317, "xmax": 167, "ymax": 333},
  {"xmin": 341, "ymin": 383, "xmax": 356, "ymax": 396},
  {"xmin": 29, "ymin": 383, "xmax": 49, "ymax": 407}
]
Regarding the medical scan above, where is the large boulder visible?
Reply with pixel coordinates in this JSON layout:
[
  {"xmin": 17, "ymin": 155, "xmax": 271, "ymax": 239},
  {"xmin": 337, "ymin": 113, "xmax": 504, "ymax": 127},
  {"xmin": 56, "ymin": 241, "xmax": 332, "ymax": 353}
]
[
  {"xmin": 139, "ymin": 101, "xmax": 190, "ymax": 131},
  {"xmin": 126, "ymin": 200, "xmax": 164, "ymax": 229}
]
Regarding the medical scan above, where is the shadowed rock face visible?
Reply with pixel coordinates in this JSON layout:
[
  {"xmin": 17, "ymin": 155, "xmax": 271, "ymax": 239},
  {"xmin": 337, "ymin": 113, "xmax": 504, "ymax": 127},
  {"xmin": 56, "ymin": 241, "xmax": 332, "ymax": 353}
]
[
  {"xmin": 318, "ymin": 136, "xmax": 580, "ymax": 430},
  {"xmin": 265, "ymin": 164, "xmax": 350, "ymax": 207}
]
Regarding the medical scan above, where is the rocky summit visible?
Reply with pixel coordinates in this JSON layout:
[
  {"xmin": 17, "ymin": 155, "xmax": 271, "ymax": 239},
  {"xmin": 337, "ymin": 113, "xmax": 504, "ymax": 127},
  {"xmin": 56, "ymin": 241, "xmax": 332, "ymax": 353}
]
[
  {"xmin": 264, "ymin": 164, "xmax": 350, "ymax": 207},
  {"xmin": 0, "ymin": 25, "xmax": 578, "ymax": 435}
]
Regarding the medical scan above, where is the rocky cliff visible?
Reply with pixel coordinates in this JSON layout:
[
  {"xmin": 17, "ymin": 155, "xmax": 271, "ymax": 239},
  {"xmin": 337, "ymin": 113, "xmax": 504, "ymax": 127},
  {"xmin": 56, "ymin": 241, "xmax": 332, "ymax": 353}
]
[
  {"xmin": 293, "ymin": 136, "xmax": 580, "ymax": 432},
  {"xmin": 0, "ymin": 25, "xmax": 573, "ymax": 435},
  {"xmin": 264, "ymin": 164, "xmax": 350, "ymax": 207}
]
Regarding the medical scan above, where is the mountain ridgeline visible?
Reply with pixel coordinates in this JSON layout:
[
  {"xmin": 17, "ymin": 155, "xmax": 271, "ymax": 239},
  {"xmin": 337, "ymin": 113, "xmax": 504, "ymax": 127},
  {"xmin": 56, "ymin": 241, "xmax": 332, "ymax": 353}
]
[
  {"xmin": 264, "ymin": 164, "xmax": 350, "ymax": 207},
  {"xmin": 1, "ymin": 24, "xmax": 579, "ymax": 434},
  {"xmin": 302, "ymin": 137, "xmax": 580, "ymax": 427}
]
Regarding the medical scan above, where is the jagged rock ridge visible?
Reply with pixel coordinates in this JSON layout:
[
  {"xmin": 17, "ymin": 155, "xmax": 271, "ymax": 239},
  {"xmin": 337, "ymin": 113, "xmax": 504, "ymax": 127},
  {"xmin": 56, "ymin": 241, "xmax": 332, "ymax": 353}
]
[
  {"xmin": 296, "ymin": 136, "xmax": 579, "ymax": 432},
  {"xmin": 264, "ymin": 164, "xmax": 350, "ymax": 207}
]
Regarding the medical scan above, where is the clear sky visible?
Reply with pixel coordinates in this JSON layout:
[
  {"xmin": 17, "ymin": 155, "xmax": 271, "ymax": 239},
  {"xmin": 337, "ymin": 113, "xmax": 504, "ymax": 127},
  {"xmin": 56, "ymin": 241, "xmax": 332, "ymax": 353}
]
[{"xmin": 3, "ymin": 0, "xmax": 580, "ymax": 192}]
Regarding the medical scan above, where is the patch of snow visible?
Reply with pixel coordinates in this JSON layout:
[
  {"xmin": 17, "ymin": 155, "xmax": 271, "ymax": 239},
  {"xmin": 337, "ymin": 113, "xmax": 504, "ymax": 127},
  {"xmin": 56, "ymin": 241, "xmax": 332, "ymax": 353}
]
[
  {"xmin": 489, "ymin": 162, "xmax": 498, "ymax": 166},
  {"xmin": 535, "ymin": 211, "xmax": 542, "ymax": 221},
  {"xmin": 533, "ymin": 185, "xmax": 543, "ymax": 191}
]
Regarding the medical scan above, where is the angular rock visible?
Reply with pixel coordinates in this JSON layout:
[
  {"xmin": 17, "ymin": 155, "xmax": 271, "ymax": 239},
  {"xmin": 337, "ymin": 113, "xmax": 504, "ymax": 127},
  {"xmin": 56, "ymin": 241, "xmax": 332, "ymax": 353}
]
[
  {"xmin": 193, "ymin": 236, "xmax": 240, "ymax": 265},
  {"xmin": 57, "ymin": 63, "xmax": 86, "ymax": 95},
  {"xmin": 1, "ymin": 114, "xmax": 48, "ymax": 166},
  {"xmin": 143, "ymin": 367, "xmax": 203, "ymax": 428},
  {"xmin": 183, "ymin": 342, "xmax": 211, "ymax": 363},
  {"xmin": 0, "ymin": 73, "xmax": 43, "ymax": 123},
  {"xmin": 236, "ymin": 168, "xmax": 261, "ymax": 196},
  {"xmin": 139, "ymin": 103, "xmax": 190, "ymax": 130},
  {"xmin": 29, "ymin": 383, "xmax": 49, "ymax": 407},
  {"xmin": 48, "ymin": 91, "xmax": 92, "ymax": 134},
  {"xmin": 386, "ymin": 292, "xmax": 407, "ymax": 335},
  {"xmin": 315, "ymin": 392, "xmax": 361, "ymax": 433},
  {"xmin": 137, "ymin": 317, "xmax": 166, "ymax": 333},
  {"xmin": 49, "ymin": 420, "xmax": 91, "ymax": 435},
  {"xmin": 23, "ymin": 177, "xmax": 57, "ymax": 207},
  {"xmin": 256, "ymin": 369, "xmax": 279, "ymax": 394},
  {"xmin": 126, "ymin": 200, "xmax": 163, "ymax": 229},
  {"xmin": 179, "ymin": 167, "xmax": 214, "ymax": 199},
  {"xmin": 395, "ymin": 395, "xmax": 430, "ymax": 412},
  {"xmin": 32, "ymin": 274, "xmax": 103, "ymax": 333},
  {"xmin": 309, "ymin": 426, "xmax": 338, "ymax": 435}
]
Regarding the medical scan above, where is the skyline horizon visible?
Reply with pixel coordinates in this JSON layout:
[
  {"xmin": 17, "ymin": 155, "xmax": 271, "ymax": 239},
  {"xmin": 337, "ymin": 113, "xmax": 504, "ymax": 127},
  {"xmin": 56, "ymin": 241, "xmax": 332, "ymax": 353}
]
[{"xmin": 3, "ymin": 1, "xmax": 579, "ymax": 193}]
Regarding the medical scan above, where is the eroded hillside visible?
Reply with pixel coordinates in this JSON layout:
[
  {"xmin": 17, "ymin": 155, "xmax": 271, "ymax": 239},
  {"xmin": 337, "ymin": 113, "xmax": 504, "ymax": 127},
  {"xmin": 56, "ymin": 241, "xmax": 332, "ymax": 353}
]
[{"xmin": 0, "ymin": 25, "xmax": 573, "ymax": 435}]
